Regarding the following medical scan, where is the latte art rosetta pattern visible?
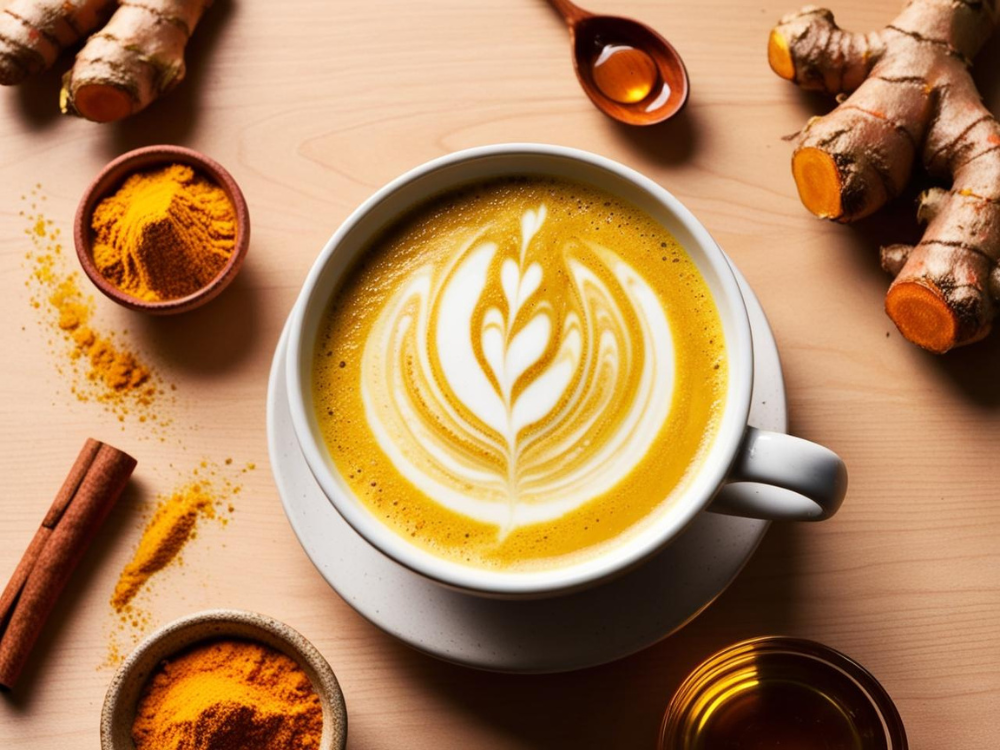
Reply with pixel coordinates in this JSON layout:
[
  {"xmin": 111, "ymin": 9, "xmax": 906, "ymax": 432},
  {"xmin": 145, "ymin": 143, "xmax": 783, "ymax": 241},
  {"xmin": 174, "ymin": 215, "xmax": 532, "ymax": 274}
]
[{"xmin": 361, "ymin": 205, "xmax": 675, "ymax": 533}]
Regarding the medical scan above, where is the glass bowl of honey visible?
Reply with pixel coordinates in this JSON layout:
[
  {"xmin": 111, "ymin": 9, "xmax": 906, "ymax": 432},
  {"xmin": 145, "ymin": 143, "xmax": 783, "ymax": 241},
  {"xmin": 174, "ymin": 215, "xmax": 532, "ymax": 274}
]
[{"xmin": 660, "ymin": 637, "xmax": 907, "ymax": 750}]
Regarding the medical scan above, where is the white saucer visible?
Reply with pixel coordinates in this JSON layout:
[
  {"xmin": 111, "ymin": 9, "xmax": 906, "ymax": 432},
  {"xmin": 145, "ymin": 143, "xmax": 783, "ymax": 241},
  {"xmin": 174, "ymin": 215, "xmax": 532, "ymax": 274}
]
[{"xmin": 267, "ymin": 264, "xmax": 786, "ymax": 673}]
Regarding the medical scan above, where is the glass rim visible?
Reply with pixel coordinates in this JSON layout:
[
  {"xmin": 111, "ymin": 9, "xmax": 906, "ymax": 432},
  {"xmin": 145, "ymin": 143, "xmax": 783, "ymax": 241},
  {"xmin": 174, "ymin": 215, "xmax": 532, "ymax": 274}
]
[{"xmin": 659, "ymin": 636, "xmax": 908, "ymax": 750}]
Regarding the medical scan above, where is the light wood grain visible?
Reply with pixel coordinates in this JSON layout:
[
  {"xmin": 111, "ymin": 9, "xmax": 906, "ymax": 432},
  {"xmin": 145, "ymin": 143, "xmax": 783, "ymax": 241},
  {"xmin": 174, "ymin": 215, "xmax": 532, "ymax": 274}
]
[{"xmin": 1, "ymin": 1, "xmax": 999, "ymax": 747}]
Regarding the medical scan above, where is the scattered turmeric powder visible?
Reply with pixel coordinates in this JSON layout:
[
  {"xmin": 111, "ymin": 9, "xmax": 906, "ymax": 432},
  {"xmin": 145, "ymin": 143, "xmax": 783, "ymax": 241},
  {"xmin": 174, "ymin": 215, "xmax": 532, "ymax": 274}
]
[
  {"xmin": 91, "ymin": 163, "xmax": 236, "ymax": 302},
  {"xmin": 111, "ymin": 466, "xmax": 241, "ymax": 613},
  {"xmin": 22, "ymin": 188, "xmax": 168, "ymax": 427},
  {"xmin": 52, "ymin": 277, "xmax": 152, "ymax": 392},
  {"xmin": 112, "ymin": 484, "xmax": 216, "ymax": 611},
  {"xmin": 132, "ymin": 639, "xmax": 324, "ymax": 750},
  {"xmin": 106, "ymin": 460, "xmax": 243, "ymax": 665}
]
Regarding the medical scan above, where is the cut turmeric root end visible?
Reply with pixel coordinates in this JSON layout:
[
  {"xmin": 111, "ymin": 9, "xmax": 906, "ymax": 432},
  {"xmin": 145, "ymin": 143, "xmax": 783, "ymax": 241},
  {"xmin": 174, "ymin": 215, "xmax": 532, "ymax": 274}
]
[
  {"xmin": 885, "ymin": 281, "xmax": 958, "ymax": 354},
  {"xmin": 767, "ymin": 30, "xmax": 795, "ymax": 80},
  {"xmin": 792, "ymin": 147, "xmax": 844, "ymax": 219},
  {"xmin": 67, "ymin": 84, "xmax": 132, "ymax": 123}
]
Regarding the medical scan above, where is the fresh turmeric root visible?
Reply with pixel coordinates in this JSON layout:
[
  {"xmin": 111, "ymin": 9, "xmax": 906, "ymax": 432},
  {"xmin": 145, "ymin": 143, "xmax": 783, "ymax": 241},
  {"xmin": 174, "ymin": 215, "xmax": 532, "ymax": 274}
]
[
  {"xmin": 0, "ymin": 0, "xmax": 114, "ymax": 85},
  {"xmin": 61, "ymin": 0, "xmax": 213, "ymax": 122},
  {"xmin": 769, "ymin": 1, "xmax": 1000, "ymax": 353}
]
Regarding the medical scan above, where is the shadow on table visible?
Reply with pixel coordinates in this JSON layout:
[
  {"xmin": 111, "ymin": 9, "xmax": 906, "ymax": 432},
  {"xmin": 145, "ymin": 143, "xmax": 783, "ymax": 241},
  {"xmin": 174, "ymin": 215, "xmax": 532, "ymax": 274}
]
[
  {"xmin": 365, "ymin": 521, "xmax": 804, "ymax": 750},
  {"xmin": 974, "ymin": 36, "xmax": 1000, "ymax": 110},
  {"xmin": 102, "ymin": 0, "xmax": 235, "ymax": 156},
  {"xmin": 0, "ymin": 475, "xmax": 150, "ymax": 709},
  {"xmin": 9, "ymin": 58, "xmax": 72, "ymax": 131},
  {"xmin": 923, "ymin": 328, "xmax": 1000, "ymax": 408},
  {"xmin": 835, "ymin": 171, "xmax": 1000, "ymax": 408},
  {"xmin": 131, "ymin": 260, "xmax": 262, "ymax": 376},
  {"xmin": 603, "ymin": 105, "xmax": 701, "ymax": 166},
  {"xmin": 920, "ymin": 36, "xmax": 1000, "ymax": 406},
  {"xmin": 2, "ymin": 0, "xmax": 233, "ymax": 146},
  {"xmin": 774, "ymin": 36, "xmax": 1000, "ymax": 408}
]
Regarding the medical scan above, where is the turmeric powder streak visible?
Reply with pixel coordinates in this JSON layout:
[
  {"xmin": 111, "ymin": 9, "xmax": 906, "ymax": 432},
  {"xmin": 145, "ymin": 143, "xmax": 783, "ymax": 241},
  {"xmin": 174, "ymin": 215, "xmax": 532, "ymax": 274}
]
[
  {"xmin": 132, "ymin": 639, "xmax": 324, "ymax": 750},
  {"xmin": 91, "ymin": 164, "xmax": 236, "ymax": 301},
  {"xmin": 111, "ymin": 463, "xmax": 245, "ymax": 612},
  {"xmin": 107, "ymin": 460, "xmax": 250, "ymax": 665},
  {"xmin": 22, "ymin": 188, "xmax": 168, "ymax": 427},
  {"xmin": 111, "ymin": 483, "xmax": 218, "ymax": 611}
]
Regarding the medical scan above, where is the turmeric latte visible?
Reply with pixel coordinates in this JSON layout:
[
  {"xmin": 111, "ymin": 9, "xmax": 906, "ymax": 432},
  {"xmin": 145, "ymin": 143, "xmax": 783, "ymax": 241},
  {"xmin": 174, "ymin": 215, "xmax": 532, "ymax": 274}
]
[{"xmin": 313, "ymin": 177, "xmax": 727, "ymax": 570}]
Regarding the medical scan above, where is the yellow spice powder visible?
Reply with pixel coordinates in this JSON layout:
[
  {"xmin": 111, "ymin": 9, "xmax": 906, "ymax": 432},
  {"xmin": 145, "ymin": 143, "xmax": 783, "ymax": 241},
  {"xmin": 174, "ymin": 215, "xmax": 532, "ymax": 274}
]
[
  {"xmin": 111, "ymin": 483, "xmax": 217, "ymax": 611},
  {"xmin": 106, "ymin": 460, "xmax": 251, "ymax": 665},
  {"xmin": 22, "ymin": 188, "xmax": 168, "ymax": 427},
  {"xmin": 132, "ymin": 640, "xmax": 324, "ymax": 750},
  {"xmin": 52, "ymin": 277, "xmax": 152, "ymax": 392},
  {"xmin": 91, "ymin": 164, "xmax": 236, "ymax": 302}
]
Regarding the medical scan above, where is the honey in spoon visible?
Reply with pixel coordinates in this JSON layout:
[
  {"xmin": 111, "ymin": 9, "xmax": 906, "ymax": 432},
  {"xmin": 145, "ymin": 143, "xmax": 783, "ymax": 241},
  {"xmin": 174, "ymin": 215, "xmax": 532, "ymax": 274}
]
[
  {"xmin": 591, "ymin": 44, "xmax": 659, "ymax": 104},
  {"xmin": 546, "ymin": 0, "xmax": 689, "ymax": 125}
]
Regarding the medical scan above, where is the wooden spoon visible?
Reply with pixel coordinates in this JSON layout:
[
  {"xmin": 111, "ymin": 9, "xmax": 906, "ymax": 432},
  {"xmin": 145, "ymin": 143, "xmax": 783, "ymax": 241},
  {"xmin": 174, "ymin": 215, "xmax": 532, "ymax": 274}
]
[{"xmin": 547, "ymin": 0, "xmax": 689, "ymax": 126}]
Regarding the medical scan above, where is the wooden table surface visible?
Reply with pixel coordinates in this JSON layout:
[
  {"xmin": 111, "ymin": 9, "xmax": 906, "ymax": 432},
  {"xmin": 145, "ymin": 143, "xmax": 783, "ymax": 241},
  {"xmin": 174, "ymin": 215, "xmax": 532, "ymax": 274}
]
[{"xmin": 1, "ymin": 0, "xmax": 998, "ymax": 747}]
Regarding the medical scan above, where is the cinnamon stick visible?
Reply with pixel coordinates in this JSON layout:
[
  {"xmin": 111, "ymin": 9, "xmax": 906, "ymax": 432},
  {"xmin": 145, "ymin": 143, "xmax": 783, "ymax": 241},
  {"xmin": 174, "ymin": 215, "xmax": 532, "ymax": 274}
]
[{"xmin": 0, "ymin": 438, "xmax": 136, "ymax": 691}]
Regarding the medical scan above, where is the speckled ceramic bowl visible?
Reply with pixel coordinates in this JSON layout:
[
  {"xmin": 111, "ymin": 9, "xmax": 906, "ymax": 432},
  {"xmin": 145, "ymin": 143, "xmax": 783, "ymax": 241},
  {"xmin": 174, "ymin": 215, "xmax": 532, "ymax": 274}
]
[
  {"xmin": 101, "ymin": 609, "xmax": 347, "ymax": 750},
  {"xmin": 75, "ymin": 145, "xmax": 250, "ymax": 315}
]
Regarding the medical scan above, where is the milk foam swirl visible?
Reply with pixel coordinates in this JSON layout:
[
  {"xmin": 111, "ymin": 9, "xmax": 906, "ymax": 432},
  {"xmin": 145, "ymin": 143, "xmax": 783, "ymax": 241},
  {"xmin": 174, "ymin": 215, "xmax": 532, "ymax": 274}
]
[{"xmin": 361, "ymin": 205, "xmax": 675, "ymax": 533}]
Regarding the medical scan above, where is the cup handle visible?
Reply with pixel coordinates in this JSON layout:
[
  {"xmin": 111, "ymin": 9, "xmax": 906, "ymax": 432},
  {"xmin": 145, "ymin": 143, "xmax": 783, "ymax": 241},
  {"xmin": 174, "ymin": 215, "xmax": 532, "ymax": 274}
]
[{"xmin": 709, "ymin": 427, "xmax": 848, "ymax": 521}]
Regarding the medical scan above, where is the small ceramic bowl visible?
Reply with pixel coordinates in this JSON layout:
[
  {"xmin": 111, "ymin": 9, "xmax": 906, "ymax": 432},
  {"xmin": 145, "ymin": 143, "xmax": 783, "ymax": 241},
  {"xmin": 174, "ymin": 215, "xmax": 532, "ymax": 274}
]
[
  {"xmin": 75, "ymin": 145, "xmax": 250, "ymax": 315},
  {"xmin": 101, "ymin": 609, "xmax": 347, "ymax": 750}
]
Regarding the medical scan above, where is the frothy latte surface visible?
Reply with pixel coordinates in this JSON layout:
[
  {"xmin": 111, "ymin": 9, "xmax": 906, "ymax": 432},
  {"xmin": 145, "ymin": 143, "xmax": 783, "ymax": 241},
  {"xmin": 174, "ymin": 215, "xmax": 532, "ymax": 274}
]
[{"xmin": 313, "ymin": 177, "xmax": 727, "ymax": 571}]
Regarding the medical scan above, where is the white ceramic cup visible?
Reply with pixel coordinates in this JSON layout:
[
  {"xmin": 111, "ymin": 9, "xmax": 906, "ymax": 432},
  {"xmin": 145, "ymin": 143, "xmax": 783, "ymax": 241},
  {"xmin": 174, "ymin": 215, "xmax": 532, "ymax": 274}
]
[{"xmin": 287, "ymin": 144, "xmax": 847, "ymax": 599}]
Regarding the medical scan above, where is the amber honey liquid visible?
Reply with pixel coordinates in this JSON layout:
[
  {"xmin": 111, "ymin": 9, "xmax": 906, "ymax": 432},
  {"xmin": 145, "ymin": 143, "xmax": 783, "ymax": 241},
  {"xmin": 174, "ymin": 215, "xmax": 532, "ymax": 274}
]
[
  {"xmin": 591, "ymin": 44, "xmax": 659, "ymax": 103},
  {"xmin": 690, "ymin": 675, "xmax": 876, "ymax": 749},
  {"xmin": 665, "ymin": 642, "xmax": 903, "ymax": 750}
]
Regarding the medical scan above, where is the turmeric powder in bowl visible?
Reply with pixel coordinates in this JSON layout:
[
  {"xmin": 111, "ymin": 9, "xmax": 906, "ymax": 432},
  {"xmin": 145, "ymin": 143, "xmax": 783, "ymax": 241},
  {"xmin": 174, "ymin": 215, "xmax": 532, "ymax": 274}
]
[
  {"xmin": 101, "ymin": 610, "xmax": 346, "ymax": 750},
  {"xmin": 132, "ymin": 638, "xmax": 324, "ymax": 750},
  {"xmin": 75, "ymin": 145, "xmax": 251, "ymax": 315},
  {"xmin": 91, "ymin": 163, "xmax": 236, "ymax": 302}
]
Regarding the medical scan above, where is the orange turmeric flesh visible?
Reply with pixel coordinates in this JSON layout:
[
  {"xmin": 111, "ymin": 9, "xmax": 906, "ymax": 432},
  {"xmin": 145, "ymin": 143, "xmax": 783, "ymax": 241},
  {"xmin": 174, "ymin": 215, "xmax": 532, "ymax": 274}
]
[
  {"xmin": 792, "ymin": 147, "xmax": 844, "ymax": 220},
  {"xmin": 767, "ymin": 30, "xmax": 795, "ymax": 80},
  {"xmin": 770, "ymin": 1, "xmax": 1000, "ymax": 351},
  {"xmin": 885, "ymin": 281, "xmax": 958, "ymax": 354},
  {"xmin": 70, "ymin": 84, "xmax": 132, "ymax": 123}
]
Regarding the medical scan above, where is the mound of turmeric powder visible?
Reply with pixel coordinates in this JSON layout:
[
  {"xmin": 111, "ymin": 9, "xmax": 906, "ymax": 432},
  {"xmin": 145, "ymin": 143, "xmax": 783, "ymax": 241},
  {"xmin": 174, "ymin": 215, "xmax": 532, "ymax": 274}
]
[
  {"xmin": 91, "ymin": 163, "xmax": 236, "ymax": 302},
  {"xmin": 132, "ymin": 639, "xmax": 324, "ymax": 750}
]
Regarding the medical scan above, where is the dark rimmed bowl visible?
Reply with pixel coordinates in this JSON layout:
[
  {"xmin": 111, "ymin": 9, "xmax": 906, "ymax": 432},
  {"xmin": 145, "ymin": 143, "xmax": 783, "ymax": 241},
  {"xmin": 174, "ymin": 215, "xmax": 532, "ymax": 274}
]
[
  {"xmin": 74, "ymin": 145, "xmax": 250, "ymax": 315},
  {"xmin": 101, "ymin": 609, "xmax": 347, "ymax": 750}
]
